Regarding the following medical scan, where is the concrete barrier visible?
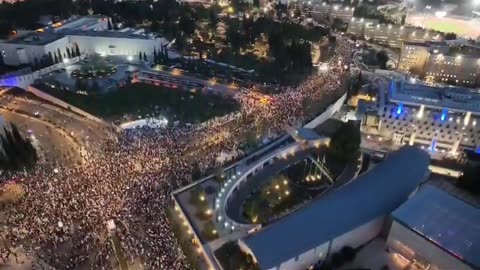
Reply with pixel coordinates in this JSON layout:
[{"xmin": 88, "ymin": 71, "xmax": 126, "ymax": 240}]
[
  {"xmin": 304, "ymin": 91, "xmax": 347, "ymax": 129},
  {"xmin": 27, "ymin": 86, "xmax": 114, "ymax": 130}
]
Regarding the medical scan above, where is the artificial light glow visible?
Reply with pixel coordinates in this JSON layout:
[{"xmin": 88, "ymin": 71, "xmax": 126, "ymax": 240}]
[
  {"xmin": 63, "ymin": 58, "xmax": 70, "ymax": 64},
  {"xmin": 396, "ymin": 103, "xmax": 403, "ymax": 115},
  {"xmin": 435, "ymin": 11, "xmax": 447, "ymax": 18},
  {"xmin": 127, "ymin": 55, "xmax": 133, "ymax": 61}
]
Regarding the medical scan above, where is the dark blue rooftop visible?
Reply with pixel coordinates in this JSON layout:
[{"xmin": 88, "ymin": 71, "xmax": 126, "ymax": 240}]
[
  {"xmin": 393, "ymin": 186, "xmax": 480, "ymax": 268},
  {"xmin": 241, "ymin": 146, "xmax": 430, "ymax": 269}
]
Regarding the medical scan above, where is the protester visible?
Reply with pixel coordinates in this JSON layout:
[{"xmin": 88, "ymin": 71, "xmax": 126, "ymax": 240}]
[{"xmin": 0, "ymin": 37, "xmax": 354, "ymax": 269}]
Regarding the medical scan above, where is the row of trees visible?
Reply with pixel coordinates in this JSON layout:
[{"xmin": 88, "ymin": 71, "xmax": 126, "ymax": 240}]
[
  {"xmin": 153, "ymin": 46, "xmax": 169, "ymax": 64},
  {"xmin": 30, "ymin": 44, "xmax": 81, "ymax": 71},
  {"xmin": 329, "ymin": 121, "xmax": 361, "ymax": 163},
  {"xmin": 0, "ymin": 123, "xmax": 38, "ymax": 174}
]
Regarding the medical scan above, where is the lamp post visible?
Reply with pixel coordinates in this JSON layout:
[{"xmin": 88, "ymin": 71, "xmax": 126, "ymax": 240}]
[
  {"xmin": 422, "ymin": 5, "xmax": 431, "ymax": 28},
  {"xmin": 474, "ymin": 0, "xmax": 480, "ymax": 17}
]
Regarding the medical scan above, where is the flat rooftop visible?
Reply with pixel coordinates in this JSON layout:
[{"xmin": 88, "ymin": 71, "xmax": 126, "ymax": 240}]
[
  {"xmin": 392, "ymin": 186, "xmax": 480, "ymax": 269},
  {"xmin": 3, "ymin": 31, "xmax": 65, "ymax": 45},
  {"xmin": 389, "ymin": 82, "xmax": 480, "ymax": 113},
  {"xmin": 64, "ymin": 29, "xmax": 157, "ymax": 40},
  {"xmin": 240, "ymin": 146, "xmax": 430, "ymax": 270},
  {"xmin": 54, "ymin": 15, "xmax": 106, "ymax": 32}
]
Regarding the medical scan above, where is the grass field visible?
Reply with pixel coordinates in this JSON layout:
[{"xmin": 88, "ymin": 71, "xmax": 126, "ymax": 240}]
[
  {"xmin": 407, "ymin": 14, "xmax": 480, "ymax": 39},
  {"xmin": 39, "ymin": 83, "xmax": 240, "ymax": 123}
]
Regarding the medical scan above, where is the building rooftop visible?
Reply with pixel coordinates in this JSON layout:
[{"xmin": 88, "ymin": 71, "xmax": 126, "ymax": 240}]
[
  {"xmin": 240, "ymin": 146, "xmax": 430, "ymax": 270},
  {"xmin": 392, "ymin": 186, "xmax": 480, "ymax": 269},
  {"xmin": 54, "ymin": 15, "xmax": 107, "ymax": 32},
  {"xmin": 64, "ymin": 29, "xmax": 158, "ymax": 40},
  {"xmin": 389, "ymin": 82, "xmax": 480, "ymax": 113},
  {"xmin": 4, "ymin": 31, "xmax": 65, "ymax": 45}
]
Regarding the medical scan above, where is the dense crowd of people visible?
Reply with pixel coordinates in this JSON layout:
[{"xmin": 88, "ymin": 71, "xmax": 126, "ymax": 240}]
[{"xmin": 0, "ymin": 37, "xmax": 355, "ymax": 269}]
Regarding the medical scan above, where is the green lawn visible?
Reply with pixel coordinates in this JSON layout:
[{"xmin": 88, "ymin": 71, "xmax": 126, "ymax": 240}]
[
  {"xmin": 40, "ymin": 83, "xmax": 240, "ymax": 123},
  {"xmin": 425, "ymin": 21, "xmax": 461, "ymax": 34}
]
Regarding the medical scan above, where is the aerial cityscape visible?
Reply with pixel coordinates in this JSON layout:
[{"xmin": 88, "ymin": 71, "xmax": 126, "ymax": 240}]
[{"xmin": 0, "ymin": 0, "xmax": 479, "ymax": 269}]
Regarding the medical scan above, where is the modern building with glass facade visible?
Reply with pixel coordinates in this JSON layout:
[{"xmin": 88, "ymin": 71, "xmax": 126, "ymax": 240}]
[
  {"xmin": 387, "ymin": 185, "xmax": 480, "ymax": 270},
  {"xmin": 361, "ymin": 80, "xmax": 480, "ymax": 156}
]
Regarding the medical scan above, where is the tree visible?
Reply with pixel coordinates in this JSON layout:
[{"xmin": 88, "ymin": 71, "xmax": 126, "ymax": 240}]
[
  {"xmin": 179, "ymin": 14, "xmax": 195, "ymax": 36},
  {"xmin": 143, "ymin": 52, "xmax": 147, "ymax": 62},
  {"xmin": 340, "ymin": 246, "xmax": 356, "ymax": 262},
  {"xmin": 331, "ymin": 252, "xmax": 345, "ymax": 268},
  {"xmin": 48, "ymin": 51, "xmax": 54, "ymax": 65},
  {"xmin": 329, "ymin": 121, "xmax": 361, "ymax": 162},
  {"xmin": 57, "ymin": 48, "xmax": 63, "ymax": 63},
  {"xmin": 108, "ymin": 18, "xmax": 113, "ymax": 30},
  {"xmin": 54, "ymin": 52, "xmax": 59, "ymax": 64},
  {"xmin": 163, "ymin": 45, "xmax": 169, "ymax": 61},
  {"xmin": 75, "ymin": 78, "xmax": 83, "ymax": 90},
  {"xmin": 458, "ymin": 165, "xmax": 480, "ymax": 194},
  {"xmin": 33, "ymin": 57, "xmax": 40, "ymax": 70},
  {"xmin": 189, "ymin": 185, "xmax": 207, "ymax": 206},
  {"xmin": 75, "ymin": 43, "xmax": 81, "ymax": 57},
  {"xmin": 153, "ymin": 47, "xmax": 158, "ymax": 64},
  {"xmin": 150, "ymin": 20, "xmax": 160, "ymax": 32},
  {"xmin": 138, "ymin": 51, "xmax": 142, "ymax": 61},
  {"xmin": 191, "ymin": 162, "xmax": 202, "ymax": 179},
  {"xmin": 246, "ymin": 130, "xmax": 258, "ymax": 149},
  {"xmin": 445, "ymin": 32, "xmax": 457, "ymax": 40},
  {"xmin": 376, "ymin": 50, "xmax": 389, "ymax": 69},
  {"xmin": 209, "ymin": 5, "xmax": 219, "ymax": 28},
  {"xmin": 213, "ymin": 166, "xmax": 224, "ymax": 184},
  {"xmin": 90, "ymin": 79, "xmax": 100, "ymax": 92},
  {"xmin": 0, "ymin": 123, "xmax": 38, "ymax": 172},
  {"xmin": 66, "ymin": 47, "xmax": 72, "ymax": 59},
  {"xmin": 202, "ymin": 221, "xmax": 219, "ymax": 241},
  {"xmin": 175, "ymin": 32, "xmax": 186, "ymax": 52}
]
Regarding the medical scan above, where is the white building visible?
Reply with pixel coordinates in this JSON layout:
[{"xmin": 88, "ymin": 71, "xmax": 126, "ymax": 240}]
[
  {"xmin": 361, "ymin": 80, "xmax": 480, "ymax": 155},
  {"xmin": 309, "ymin": 3, "xmax": 354, "ymax": 23},
  {"xmin": 238, "ymin": 146, "xmax": 430, "ymax": 270},
  {"xmin": 0, "ymin": 15, "xmax": 170, "ymax": 66},
  {"xmin": 399, "ymin": 42, "xmax": 480, "ymax": 86},
  {"xmin": 347, "ymin": 18, "xmax": 444, "ymax": 48}
]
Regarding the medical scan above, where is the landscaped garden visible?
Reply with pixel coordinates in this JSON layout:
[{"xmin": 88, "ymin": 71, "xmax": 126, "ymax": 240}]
[
  {"xmin": 214, "ymin": 241, "xmax": 260, "ymax": 270},
  {"xmin": 242, "ymin": 121, "xmax": 362, "ymax": 224},
  {"xmin": 242, "ymin": 152, "xmax": 340, "ymax": 224},
  {"xmin": 70, "ymin": 64, "xmax": 116, "ymax": 79},
  {"xmin": 39, "ymin": 82, "xmax": 240, "ymax": 123}
]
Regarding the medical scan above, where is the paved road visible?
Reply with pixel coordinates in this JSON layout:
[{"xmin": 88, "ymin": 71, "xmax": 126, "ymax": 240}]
[
  {"xmin": 0, "ymin": 108, "xmax": 83, "ymax": 165},
  {"xmin": 0, "ymin": 93, "xmax": 112, "ymax": 154}
]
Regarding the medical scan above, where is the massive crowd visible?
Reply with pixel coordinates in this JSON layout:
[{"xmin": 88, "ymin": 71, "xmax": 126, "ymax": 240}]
[{"xmin": 0, "ymin": 37, "xmax": 355, "ymax": 269}]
